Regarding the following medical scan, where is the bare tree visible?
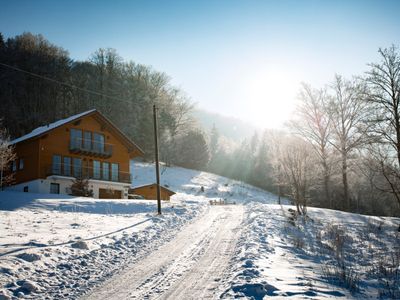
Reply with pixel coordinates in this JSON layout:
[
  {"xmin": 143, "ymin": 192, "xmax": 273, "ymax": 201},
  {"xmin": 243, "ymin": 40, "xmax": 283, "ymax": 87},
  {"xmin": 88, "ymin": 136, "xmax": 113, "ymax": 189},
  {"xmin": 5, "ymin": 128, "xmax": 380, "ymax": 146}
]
[
  {"xmin": 365, "ymin": 45, "xmax": 400, "ymax": 207},
  {"xmin": 364, "ymin": 144, "xmax": 400, "ymax": 207},
  {"xmin": 0, "ymin": 125, "xmax": 16, "ymax": 189},
  {"xmin": 273, "ymin": 135, "xmax": 316, "ymax": 215},
  {"xmin": 290, "ymin": 84, "xmax": 333, "ymax": 208},
  {"xmin": 328, "ymin": 75, "xmax": 368, "ymax": 210}
]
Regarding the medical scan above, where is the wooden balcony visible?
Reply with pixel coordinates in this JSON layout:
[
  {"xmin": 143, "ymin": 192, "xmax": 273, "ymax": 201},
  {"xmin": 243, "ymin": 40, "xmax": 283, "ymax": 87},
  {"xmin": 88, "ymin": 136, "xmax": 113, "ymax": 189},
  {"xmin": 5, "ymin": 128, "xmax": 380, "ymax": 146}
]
[
  {"xmin": 69, "ymin": 138, "xmax": 113, "ymax": 158},
  {"xmin": 45, "ymin": 164, "xmax": 131, "ymax": 184}
]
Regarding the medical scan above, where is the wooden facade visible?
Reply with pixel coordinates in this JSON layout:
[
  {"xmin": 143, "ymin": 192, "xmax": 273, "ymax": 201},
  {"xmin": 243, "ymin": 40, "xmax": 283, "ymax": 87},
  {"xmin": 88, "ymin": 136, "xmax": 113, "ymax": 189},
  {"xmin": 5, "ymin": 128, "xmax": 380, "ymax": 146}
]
[
  {"xmin": 129, "ymin": 184, "xmax": 175, "ymax": 201},
  {"xmin": 8, "ymin": 110, "xmax": 144, "ymax": 198}
]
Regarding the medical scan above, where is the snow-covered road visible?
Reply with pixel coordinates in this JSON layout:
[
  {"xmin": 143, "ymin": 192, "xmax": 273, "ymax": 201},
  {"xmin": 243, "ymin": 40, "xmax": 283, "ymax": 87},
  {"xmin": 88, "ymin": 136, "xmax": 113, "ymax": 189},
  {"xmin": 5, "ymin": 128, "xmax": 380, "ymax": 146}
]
[{"xmin": 81, "ymin": 205, "xmax": 244, "ymax": 300}]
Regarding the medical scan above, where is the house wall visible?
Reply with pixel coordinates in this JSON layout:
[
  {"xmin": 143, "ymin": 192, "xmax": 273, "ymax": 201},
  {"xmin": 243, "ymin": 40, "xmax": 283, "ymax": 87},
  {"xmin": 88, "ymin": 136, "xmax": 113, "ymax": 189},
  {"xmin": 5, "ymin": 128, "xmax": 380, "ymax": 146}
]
[
  {"xmin": 6, "ymin": 179, "xmax": 48, "ymax": 194},
  {"xmin": 13, "ymin": 138, "xmax": 40, "ymax": 184},
  {"xmin": 37, "ymin": 114, "xmax": 131, "ymax": 179},
  {"xmin": 6, "ymin": 177, "xmax": 130, "ymax": 199},
  {"xmin": 132, "ymin": 185, "xmax": 173, "ymax": 201}
]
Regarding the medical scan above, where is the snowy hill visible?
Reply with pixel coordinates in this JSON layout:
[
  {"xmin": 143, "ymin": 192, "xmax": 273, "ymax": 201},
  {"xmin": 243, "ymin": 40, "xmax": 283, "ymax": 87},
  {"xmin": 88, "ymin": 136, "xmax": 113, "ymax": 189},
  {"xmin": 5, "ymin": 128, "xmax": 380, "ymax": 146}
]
[
  {"xmin": 0, "ymin": 162, "xmax": 399, "ymax": 299},
  {"xmin": 131, "ymin": 160, "xmax": 284, "ymax": 205}
]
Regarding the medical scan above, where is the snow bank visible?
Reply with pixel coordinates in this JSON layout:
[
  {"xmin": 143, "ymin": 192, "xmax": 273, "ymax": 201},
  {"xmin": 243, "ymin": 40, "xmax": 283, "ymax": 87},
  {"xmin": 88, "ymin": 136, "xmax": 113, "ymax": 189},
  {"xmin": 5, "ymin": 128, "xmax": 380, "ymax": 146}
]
[{"xmin": 220, "ymin": 202, "xmax": 400, "ymax": 299}]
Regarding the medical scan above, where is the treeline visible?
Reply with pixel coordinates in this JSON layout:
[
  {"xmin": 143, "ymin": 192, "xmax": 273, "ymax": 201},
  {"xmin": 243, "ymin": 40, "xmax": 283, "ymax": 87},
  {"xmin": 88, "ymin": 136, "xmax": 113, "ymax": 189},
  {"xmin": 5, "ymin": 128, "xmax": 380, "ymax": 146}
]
[
  {"xmin": 0, "ymin": 32, "xmax": 201, "ymax": 161},
  {"xmin": 207, "ymin": 46, "xmax": 400, "ymax": 217}
]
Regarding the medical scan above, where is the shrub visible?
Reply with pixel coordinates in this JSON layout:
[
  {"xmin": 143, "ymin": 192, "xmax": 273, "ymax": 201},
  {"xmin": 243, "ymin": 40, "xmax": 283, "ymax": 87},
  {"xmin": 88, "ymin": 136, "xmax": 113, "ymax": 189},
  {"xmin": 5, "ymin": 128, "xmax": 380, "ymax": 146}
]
[{"xmin": 70, "ymin": 177, "xmax": 93, "ymax": 197}]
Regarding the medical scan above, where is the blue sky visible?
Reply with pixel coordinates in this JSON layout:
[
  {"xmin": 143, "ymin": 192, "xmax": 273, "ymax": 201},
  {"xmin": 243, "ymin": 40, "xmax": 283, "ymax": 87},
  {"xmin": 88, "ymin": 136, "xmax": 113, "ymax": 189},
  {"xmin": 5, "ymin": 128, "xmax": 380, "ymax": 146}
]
[{"xmin": 1, "ymin": 0, "xmax": 400, "ymax": 128}]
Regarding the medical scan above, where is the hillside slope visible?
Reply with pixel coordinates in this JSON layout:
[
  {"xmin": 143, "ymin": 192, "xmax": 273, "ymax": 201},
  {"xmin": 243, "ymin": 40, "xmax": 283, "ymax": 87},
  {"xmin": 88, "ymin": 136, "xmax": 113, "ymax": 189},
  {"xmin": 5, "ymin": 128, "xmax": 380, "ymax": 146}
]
[{"xmin": 131, "ymin": 160, "xmax": 283, "ymax": 204}]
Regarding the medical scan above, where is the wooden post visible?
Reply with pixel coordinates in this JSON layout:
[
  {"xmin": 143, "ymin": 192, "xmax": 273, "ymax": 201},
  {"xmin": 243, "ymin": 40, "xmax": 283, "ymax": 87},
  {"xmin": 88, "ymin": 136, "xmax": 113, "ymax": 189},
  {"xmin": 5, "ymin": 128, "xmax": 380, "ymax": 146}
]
[
  {"xmin": 277, "ymin": 164, "xmax": 281, "ymax": 205},
  {"xmin": 153, "ymin": 104, "xmax": 162, "ymax": 215},
  {"xmin": 278, "ymin": 183, "xmax": 281, "ymax": 205},
  {"xmin": 0, "ymin": 153, "xmax": 3, "ymax": 191}
]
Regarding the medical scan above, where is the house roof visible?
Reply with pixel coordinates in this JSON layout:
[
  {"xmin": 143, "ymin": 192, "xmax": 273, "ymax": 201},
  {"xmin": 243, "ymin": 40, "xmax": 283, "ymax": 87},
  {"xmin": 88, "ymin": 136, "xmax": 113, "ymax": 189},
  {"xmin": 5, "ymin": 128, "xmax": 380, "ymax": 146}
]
[
  {"xmin": 130, "ymin": 183, "xmax": 176, "ymax": 195},
  {"xmin": 10, "ymin": 109, "xmax": 144, "ymax": 156},
  {"xmin": 11, "ymin": 109, "xmax": 96, "ymax": 144}
]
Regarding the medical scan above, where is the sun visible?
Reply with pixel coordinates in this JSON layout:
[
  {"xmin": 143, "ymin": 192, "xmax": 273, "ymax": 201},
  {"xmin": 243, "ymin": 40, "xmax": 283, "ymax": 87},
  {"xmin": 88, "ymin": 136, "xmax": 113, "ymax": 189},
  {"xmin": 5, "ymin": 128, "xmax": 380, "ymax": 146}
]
[{"xmin": 244, "ymin": 68, "xmax": 299, "ymax": 129}]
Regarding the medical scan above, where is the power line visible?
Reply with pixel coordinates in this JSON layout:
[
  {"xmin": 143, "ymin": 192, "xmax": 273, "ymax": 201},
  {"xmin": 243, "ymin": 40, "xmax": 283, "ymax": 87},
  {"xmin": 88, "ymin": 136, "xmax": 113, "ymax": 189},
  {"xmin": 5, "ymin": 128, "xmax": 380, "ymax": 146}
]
[{"xmin": 0, "ymin": 62, "xmax": 132, "ymax": 105}]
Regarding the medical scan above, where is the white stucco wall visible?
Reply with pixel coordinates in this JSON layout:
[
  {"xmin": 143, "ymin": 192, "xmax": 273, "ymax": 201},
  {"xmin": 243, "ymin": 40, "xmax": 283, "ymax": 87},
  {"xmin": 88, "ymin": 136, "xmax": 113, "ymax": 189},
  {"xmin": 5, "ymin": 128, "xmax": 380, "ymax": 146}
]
[{"xmin": 6, "ymin": 176, "xmax": 130, "ymax": 199}]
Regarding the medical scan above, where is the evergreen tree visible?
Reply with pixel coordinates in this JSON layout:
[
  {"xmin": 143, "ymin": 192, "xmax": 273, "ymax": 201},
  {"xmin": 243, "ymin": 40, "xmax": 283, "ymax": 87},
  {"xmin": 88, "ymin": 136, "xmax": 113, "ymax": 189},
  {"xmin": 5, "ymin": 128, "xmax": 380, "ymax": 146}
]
[
  {"xmin": 173, "ymin": 130, "xmax": 210, "ymax": 170},
  {"xmin": 209, "ymin": 123, "xmax": 220, "ymax": 160}
]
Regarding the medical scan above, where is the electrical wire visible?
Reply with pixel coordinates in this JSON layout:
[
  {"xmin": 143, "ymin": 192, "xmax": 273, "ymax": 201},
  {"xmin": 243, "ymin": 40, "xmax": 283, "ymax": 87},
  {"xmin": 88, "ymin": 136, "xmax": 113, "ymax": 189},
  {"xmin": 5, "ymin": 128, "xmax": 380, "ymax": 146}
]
[{"xmin": 0, "ymin": 62, "xmax": 132, "ymax": 105}]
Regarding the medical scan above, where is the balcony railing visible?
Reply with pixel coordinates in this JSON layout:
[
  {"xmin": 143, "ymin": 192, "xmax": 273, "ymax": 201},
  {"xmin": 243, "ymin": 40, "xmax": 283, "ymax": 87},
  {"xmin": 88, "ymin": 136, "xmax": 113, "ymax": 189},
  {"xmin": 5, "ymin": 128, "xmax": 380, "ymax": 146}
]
[
  {"xmin": 69, "ymin": 137, "xmax": 113, "ymax": 158},
  {"xmin": 46, "ymin": 164, "xmax": 131, "ymax": 184}
]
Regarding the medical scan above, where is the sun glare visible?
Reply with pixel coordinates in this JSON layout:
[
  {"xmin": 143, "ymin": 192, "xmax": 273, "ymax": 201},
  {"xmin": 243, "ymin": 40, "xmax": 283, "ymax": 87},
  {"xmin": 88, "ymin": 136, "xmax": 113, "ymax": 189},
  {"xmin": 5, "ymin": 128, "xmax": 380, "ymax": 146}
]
[{"xmin": 243, "ymin": 68, "xmax": 299, "ymax": 129}]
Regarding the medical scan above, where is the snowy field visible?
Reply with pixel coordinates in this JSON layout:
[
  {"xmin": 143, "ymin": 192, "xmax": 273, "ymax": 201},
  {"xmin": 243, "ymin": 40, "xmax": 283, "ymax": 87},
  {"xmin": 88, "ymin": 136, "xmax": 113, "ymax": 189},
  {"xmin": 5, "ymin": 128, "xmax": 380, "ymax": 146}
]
[
  {"xmin": 0, "ymin": 161, "xmax": 399, "ymax": 299},
  {"xmin": 0, "ymin": 191, "xmax": 206, "ymax": 299}
]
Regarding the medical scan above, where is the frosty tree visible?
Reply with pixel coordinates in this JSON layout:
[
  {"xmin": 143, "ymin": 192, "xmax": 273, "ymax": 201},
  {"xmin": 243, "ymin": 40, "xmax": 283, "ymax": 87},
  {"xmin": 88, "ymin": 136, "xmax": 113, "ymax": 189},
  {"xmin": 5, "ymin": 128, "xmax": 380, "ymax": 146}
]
[
  {"xmin": 290, "ymin": 84, "xmax": 333, "ymax": 208},
  {"xmin": 365, "ymin": 45, "xmax": 400, "ymax": 206}
]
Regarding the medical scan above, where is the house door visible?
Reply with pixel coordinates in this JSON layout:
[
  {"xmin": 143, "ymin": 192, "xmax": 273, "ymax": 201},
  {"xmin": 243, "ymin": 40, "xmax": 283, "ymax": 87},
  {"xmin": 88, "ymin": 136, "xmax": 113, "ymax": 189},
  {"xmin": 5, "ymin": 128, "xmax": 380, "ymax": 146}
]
[
  {"xmin": 50, "ymin": 183, "xmax": 60, "ymax": 194},
  {"xmin": 99, "ymin": 188, "xmax": 122, "ymax": 199}
]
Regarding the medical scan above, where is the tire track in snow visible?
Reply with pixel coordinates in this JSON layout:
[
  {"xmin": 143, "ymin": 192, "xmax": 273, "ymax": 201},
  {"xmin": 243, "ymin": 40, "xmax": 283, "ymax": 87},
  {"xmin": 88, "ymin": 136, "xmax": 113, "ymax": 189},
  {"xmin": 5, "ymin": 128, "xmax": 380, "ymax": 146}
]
[
  {"xmin": 159, "ymin": 206, "xmax": 243, "ymax": 300},
  {"xmin": 81, "ymin": 205, "xmax": 243, "ymax": 300}
]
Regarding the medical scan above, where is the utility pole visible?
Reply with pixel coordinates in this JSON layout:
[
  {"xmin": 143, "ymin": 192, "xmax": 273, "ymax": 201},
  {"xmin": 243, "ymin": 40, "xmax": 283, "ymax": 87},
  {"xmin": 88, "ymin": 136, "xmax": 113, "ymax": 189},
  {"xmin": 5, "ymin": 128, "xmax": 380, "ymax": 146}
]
[
  {"xmin": 0, "ymin": 153, "xmax": 3, "ymax": 191},
  {"xmin": 153, "ymin": 104, "xmax": 162, "ymax": 215}
]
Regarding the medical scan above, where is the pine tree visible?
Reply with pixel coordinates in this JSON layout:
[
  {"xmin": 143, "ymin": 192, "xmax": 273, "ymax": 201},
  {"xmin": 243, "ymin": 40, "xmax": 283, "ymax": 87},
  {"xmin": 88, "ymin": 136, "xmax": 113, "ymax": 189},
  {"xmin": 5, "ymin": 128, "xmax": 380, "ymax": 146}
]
[{"xmin": 174, "ymin": 130, "xmax": 210, "ymax": 170}]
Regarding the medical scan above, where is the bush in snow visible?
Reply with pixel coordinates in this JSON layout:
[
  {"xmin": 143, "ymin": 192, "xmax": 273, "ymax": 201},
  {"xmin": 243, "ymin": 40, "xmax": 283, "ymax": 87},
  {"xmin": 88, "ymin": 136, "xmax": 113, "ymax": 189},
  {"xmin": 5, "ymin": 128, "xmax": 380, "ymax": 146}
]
[
  {"xmin": 70, "ymin": 177, "xmax": 94, "ymax": 197},
  {"xmin": 321, "ymin": 263, "xmax": 360, "ymax": 293},
  {"xmin": 371, "ymin": 248, "xmax": 400, "ymax": 299}
]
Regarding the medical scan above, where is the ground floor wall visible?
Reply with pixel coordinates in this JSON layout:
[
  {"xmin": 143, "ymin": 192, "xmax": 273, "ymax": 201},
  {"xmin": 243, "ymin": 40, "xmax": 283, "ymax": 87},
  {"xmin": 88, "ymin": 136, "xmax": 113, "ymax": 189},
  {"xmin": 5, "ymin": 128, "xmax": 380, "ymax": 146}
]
[{"xmin": 6, "ymin": 176, "xmax": 130, "ymax": 199}]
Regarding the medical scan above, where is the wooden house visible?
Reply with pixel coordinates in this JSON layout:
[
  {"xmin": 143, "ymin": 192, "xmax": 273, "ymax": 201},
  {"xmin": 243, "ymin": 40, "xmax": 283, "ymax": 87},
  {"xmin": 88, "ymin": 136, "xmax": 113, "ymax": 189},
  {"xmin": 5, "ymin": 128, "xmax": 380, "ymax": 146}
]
[
  {"xmin": 6, "ymin": 109, "xmax": 144, "ymax": 199},
  {"xmin": 129, "ymin": 184, "xmax": 175, "ymax": 201}
]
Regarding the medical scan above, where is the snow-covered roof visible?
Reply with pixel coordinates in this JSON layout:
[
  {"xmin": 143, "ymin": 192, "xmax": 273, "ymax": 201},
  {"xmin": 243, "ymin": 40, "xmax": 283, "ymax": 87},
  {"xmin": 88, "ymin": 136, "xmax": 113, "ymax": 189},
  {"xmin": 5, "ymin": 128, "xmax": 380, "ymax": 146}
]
[
  {"xmin": 131, "ymin": 183, "xmax": 175, "ymax": 194},
  {"xmin": 10, "ymin": 109, "xmax": 97, "ymax": 144}
]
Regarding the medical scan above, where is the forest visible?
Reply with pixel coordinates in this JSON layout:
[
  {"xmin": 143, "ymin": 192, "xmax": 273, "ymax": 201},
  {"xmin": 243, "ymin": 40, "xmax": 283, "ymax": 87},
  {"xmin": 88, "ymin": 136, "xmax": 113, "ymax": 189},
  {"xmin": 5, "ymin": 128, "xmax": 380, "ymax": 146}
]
[{"xmin": 0, "ymin": 32, "xmax": 399, "ymax": 217}]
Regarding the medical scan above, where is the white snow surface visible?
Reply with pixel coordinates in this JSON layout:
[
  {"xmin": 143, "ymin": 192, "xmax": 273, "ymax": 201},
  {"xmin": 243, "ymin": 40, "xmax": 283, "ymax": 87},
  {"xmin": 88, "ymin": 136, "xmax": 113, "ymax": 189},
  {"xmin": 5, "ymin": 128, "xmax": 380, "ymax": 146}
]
[{"xmin": 1, "ymin": 161, "xmax": 399, "ymax": 299}]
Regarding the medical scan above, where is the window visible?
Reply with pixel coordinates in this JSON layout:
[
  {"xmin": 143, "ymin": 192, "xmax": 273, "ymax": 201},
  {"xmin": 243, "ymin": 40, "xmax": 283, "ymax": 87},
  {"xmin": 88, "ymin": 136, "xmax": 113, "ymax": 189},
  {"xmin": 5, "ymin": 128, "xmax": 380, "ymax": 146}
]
[
  {"xmin": 23, "ymin": 186, "xmax": 28, "ymax": 192},
  {"xmin": 102, "ymin": 162, "xmax": 109, "ymax": 180},
  {"xmin": 83, "ymin": 131, "xmax": 92, "ymax": 150},
  {"xmin": 19, "ymin": 159, "xmax": 24, "ymax": 170},
  {"xmin": 70, "ymin": 129, "xmax": 82, "ymax": 149},
  {"xmin": 11, "ymin": 160, "xmax": 17, "ymax": 172},
  {"xmin": 63, "ymin": 157, "xmax": 71, "ymax": 176},
  {"xmin": 50, "ymin": 183, "xmax": 60, "ymax": 194},
  {"xmin": 52, "ymin": 155, "xmax": 61, "ymax": 175},
  {"xmin": 93, "ymin": 160, "xmax": 101, "ymax": 179},
  {"xmin": 111, "ymin": 163, "xmax": 119, "ymax": 182},
  {"xmin": 93, "ymin": 133, "xmax": 105, "ymax": 153},
  {"xmin": 73, "ymin": 157, "xmax": 82, "ymax": 178}
]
